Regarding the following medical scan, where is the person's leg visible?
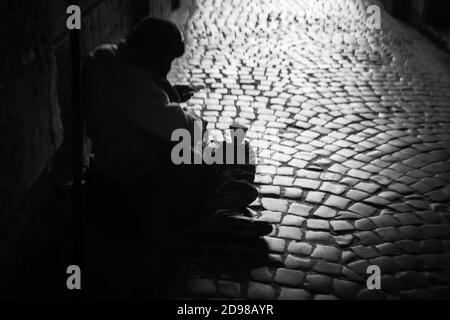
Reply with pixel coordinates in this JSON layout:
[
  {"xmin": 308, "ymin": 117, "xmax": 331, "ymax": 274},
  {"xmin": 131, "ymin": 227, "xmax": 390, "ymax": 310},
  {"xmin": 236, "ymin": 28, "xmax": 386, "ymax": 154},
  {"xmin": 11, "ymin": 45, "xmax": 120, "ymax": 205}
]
[
  {"xmin": 161, "ymin": 154, "xmax": 257, "ymax": 218},
  {"xmin": 201, "ymin": 139, "xmax": 258, "ymax": 213},
  {"xmin": 156, "ymin": 143, "xmax": 272, "ymax": 236},
  {"xmin": 157, "ymin": 152, "xmax": 216, "ymax": 223},
  {"xmin": 198, "ymin": 142, "xmax": 272, "ymax": 236},
  {"xmin": 202, "ymin": 163, "xmax": 258, "ymax": 215}
]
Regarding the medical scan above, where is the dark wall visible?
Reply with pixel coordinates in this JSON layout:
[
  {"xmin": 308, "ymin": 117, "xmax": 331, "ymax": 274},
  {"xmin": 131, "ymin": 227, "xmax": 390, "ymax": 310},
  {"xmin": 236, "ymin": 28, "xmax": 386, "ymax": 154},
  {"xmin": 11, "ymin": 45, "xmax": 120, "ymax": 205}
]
[
  {"xmin": 382, "ymin": 0, "xmax": 450, "ymax": 50},
  {"xmin": 381, "ymin": 0, "xmax": 426, "ymax": 27},
  {"xmin": 0, "ymin": 0, "xmax": 174, "ymax": 298},
  {"xmin": 425, "ymin": 0, "xmax": 450, "ymax": 28}
]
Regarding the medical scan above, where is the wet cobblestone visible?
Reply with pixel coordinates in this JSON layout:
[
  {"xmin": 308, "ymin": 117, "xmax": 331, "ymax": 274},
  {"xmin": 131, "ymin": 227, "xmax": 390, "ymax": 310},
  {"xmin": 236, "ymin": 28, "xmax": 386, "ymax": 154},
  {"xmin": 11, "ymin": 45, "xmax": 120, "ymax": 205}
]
[{"xmin": 167, "ymin": 0, "xmax": 450, "ymax": 299}]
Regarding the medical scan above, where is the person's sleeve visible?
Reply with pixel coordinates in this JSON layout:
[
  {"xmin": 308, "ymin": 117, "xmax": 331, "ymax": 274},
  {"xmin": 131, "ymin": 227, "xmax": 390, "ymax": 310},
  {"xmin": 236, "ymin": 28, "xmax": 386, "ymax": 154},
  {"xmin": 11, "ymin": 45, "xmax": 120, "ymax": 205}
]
[{"xmin": 123, "ymin": 79, "xmax": 204, "ymax": 145}]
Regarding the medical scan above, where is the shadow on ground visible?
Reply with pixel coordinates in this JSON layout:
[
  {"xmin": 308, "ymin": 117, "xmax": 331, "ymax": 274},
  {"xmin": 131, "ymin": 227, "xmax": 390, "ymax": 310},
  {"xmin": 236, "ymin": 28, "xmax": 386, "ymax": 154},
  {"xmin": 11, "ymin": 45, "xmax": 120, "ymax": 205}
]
[
  {"xmin": 155, "ymin": 227, "xmax": 277, "ymax": 299},
  {"xmin": 83, "ymin": 175, "xmax": 276, "ymax": 299}
]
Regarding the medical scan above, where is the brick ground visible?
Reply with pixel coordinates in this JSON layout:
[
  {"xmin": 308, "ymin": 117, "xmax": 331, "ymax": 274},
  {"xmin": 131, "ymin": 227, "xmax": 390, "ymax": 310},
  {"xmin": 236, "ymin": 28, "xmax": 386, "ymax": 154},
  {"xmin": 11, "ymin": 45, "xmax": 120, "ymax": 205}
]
[{"xmin": 165, "ymin": 0, "xmax": 450, "ymax": 299}]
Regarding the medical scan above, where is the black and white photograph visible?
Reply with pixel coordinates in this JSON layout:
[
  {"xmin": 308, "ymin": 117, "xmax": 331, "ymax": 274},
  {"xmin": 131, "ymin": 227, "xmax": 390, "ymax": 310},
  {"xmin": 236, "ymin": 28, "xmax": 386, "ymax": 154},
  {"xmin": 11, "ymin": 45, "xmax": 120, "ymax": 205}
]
[{"xmin": 1, "ymin": 0, "xmax": 450, "ymax": 306}]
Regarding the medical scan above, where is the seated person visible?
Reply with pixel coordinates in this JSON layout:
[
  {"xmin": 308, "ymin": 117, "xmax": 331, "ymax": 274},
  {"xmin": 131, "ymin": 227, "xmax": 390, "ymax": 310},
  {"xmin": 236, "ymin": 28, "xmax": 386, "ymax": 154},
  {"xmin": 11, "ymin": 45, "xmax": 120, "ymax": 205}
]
[{"xmin": 84, "ymin": 17, "xmax": 272, "ymax": 239}]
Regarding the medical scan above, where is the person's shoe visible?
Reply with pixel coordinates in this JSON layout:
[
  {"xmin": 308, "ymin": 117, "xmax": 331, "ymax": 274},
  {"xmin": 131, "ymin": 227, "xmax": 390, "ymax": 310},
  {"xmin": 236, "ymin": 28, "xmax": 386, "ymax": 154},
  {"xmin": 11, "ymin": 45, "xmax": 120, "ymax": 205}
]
[{"xmin": 200, "ymin": 210, "xmax": 273, "ymax": 237}]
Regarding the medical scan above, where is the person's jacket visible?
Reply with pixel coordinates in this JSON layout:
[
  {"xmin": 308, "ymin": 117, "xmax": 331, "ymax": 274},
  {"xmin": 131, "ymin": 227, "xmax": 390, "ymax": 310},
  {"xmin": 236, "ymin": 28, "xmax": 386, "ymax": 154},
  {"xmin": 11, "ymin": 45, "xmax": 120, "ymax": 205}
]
[{"xmin": 84, "ymin": 41, "xmax": 201, "ymax": 182}]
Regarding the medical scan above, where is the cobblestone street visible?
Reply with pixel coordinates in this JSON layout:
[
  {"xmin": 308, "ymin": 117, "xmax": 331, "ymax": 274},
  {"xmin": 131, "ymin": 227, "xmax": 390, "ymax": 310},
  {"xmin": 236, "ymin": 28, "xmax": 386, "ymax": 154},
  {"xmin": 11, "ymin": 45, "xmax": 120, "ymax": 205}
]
[{"xmin": 166, "ymin": 0, "xmax": 450, "ymax": 299}]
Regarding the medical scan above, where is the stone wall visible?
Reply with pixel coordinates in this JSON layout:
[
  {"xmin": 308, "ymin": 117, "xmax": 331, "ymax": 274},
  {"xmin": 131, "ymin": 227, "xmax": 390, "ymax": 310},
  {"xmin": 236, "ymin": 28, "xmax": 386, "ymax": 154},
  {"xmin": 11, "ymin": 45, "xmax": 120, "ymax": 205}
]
[{"xmin": 0, "ymin": 0, "xmax": 176, "ymax": 298}]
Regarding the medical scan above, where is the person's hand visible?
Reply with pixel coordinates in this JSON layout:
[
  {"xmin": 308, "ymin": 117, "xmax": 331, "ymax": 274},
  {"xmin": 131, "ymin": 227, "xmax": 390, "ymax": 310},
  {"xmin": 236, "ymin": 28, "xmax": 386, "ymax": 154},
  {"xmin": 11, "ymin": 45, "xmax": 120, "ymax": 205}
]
[
  {"xmin": 174, "ymin": 84, "xmax": 195, "ymax": 102},
  {"xmin": 183, "ymin": 107, "xmax": 209, "ymax": 138}
]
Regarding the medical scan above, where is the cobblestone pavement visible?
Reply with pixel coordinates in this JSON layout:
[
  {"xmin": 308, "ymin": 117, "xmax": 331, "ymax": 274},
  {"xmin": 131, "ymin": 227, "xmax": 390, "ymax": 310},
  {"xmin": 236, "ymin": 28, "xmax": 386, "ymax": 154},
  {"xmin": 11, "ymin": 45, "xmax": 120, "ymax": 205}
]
[{"xmin": 165, "ymin": 0, "xmax": 450, "ymax": 299}]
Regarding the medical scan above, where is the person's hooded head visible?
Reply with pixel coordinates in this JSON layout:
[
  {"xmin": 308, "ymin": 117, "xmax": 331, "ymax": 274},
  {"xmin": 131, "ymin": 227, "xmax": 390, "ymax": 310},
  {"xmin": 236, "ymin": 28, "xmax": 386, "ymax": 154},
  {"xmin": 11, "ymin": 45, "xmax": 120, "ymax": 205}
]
[{"xmin": 126, "ymin": 17, "xmax": 185, "ymax": 78}]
